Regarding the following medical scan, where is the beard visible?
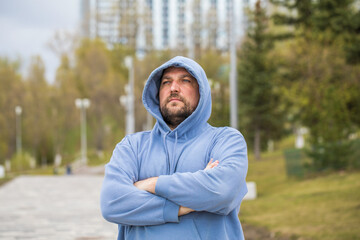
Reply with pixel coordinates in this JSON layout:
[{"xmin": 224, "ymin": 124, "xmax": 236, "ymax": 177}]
[{"xmin": 160, "ymin": 93, "xmax": 194, "ymax": 129}]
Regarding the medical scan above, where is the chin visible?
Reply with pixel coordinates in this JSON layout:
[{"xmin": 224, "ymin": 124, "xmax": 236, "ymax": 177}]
[{"xmin": 167, "ymin": 108, "xmax": 182, "ymax": 115}]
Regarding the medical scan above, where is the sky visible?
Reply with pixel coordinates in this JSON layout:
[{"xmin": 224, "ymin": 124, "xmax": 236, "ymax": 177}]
[{"xmin": 0, "ymin": 0, "xmax": 81, "ymax": 83}]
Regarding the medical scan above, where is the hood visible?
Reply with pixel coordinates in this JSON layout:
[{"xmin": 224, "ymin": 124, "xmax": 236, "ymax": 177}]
[{"xmin": 142, "ymin": 56, "xmax": 212, "ymax": 138}]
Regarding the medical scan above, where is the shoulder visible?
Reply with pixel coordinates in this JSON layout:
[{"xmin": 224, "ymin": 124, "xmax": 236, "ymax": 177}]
[
  {"xmin": 207, "ymin": 126, "xmax": 247, "ymax": 161},
  {"xmin": 115, "ymin": 131, "xmax": 152, "ymax": 150},
  {"xmin": 204, "ymin": 126, "xmax": 247, "ymax": 151},
  {"xmin": 210, "ymin": 126, "xmax": 245, "ymax": 141},
  {"xmin": 111, "ymin": 131, "xmax": 152, "ymax": 166}
]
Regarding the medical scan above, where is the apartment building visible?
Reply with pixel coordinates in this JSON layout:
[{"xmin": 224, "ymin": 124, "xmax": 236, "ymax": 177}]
[{"xmin": 81, "ymin": 0, "xmax": 249, "ymax": 56}]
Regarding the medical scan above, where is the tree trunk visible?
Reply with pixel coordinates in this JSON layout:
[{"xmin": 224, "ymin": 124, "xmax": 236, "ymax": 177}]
[{"xmin": 254, "ymin": 127, "xmax": 261, "ymax": 160}]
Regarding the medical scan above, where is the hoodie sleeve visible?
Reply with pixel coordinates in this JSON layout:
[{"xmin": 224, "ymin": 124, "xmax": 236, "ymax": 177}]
[
  {"xmin": 100, "ymin": 137, "xmax": 180, "ymax": 226},
  {"xmin": 155, "ymin": 128, "xmax": 248, "ymax": 215}
]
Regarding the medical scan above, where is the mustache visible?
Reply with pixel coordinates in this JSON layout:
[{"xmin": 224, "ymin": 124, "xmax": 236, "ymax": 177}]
[{"xmin": 166, "ymin": 93, "xmax": 185, "ymax": 103}]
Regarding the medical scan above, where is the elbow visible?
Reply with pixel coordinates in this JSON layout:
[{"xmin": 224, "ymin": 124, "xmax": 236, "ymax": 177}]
[
  {"xmin": 100, "ymin": 193, "xmax": 124, "ymax": 224},
  {"xmin": 214, "ymin": 197, "xmax": 240, "ymax": 216},
  {"xmin": 100, "ymin": 200, "xmax": 115, "ymax": 223},
  {"xmin": 101, "ymin": 200, "xmax": 127, "ymax": 224},
  {"xmin": 215, "ymin": 184, "xmax": 246, "ymax": 215},
  {"xmin": 216, "ymin": 206, "xmax": 233, "ymax": 216}
]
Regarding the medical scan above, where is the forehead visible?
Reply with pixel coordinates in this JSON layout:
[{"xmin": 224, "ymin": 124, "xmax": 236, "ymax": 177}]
[{"xmin": 162, "ymin": 67, "xmax": 196, "ymax": 79}]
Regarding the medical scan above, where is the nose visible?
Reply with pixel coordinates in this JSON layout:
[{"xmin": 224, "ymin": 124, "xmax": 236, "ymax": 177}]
[{"xmin": 170, "ymin": 81, "xmax": 180, "ymax": 92}]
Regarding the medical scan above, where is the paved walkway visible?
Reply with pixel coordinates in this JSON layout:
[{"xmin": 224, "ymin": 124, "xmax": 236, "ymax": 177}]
[
  {"xmin": 0, "ymin": 174, "xmax": 117, "ymax": 240},
  {"xmin": 0, "ymin": 168, "xmax": 284, "ymax": 240}
]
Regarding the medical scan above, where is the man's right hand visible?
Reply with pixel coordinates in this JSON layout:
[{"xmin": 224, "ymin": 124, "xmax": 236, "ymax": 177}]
[{"xmin": 178, "ymin": 206, "xmax": 194, "ymax": 216}]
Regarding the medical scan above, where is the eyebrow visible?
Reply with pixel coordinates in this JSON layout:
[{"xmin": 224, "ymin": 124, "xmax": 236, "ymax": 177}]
[{"xmin": 161, "ymin": 74, "xmax": 195, "ymax": 80}]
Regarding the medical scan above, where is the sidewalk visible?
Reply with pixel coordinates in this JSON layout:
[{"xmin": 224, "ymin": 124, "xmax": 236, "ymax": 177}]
[
  {"xmin": 0, "ymin": 174, "xmax": 117, "ymax": 240},
  {"xmin": 0, "ymin": 168, "xmax": 285, "ymax": 240}
]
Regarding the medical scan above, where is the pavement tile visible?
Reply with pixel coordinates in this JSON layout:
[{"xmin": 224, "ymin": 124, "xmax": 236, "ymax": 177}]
[{"xmin": 0, "ymin": 175, "xmax": 117, "ymax": 240}]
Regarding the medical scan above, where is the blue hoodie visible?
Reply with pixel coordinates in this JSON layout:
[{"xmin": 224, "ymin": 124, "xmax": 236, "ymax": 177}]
[{"xmin": 100, "ymin": 56, "xmax": 248, "ymax": 240}]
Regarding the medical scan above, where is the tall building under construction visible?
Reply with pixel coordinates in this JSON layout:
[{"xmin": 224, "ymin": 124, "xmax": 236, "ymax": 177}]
[{"xmin": 80, "ymin": 0, "xmax": 250, "ymax": 56}]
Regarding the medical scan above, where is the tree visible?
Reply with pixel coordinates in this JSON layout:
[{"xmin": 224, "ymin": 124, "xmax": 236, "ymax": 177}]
[
  {"xmin": 238, "ymin": 1, "xmax": 285, "ymax": 160},
  {"xmin": 275, "ymin": 39, "xmax": 359, "ymax": 170},
  {"xmin": 271, "ymin": 0, "xmax": 360, "ymax": 63},
  {"xmin": 0, "ymin": 58, "xmax": 24, "ymax": 162},
  {"xmin": 23, "ymin": 56, "xmax": 54, "ymax": 166},
  {"xmin": 74, "ymin": 39, "xmax": 129, "ymax": 156},
  {"xmin": 197, "ymin": 50, "xmax": 230, "ymax": 127},
  {"xmin": 270, "ymin": 0, "xmax": 314, "ymax": 30},
  {"xmin": 52, "ymin": 55, "xmax": 80, "ymax": 160},
  {"xmin": 270, "ymin": 0, "xmax": 360, "ymax": 170}
]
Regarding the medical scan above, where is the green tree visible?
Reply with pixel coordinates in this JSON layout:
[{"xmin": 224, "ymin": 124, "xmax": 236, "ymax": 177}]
[
  {"xmin": 197, "ymin": 50, "xmax": 230, "ymax": 127},
  {"xmin": 23, "ymin": 56, "xmax": 54, "ymax": 166},
  {"xmin": 276, "ymin": 39, "xmax": 360, "ymax": 170},
  {"xmin": 74, "ymin": 39, "xmax": 129, "ymax": 157},
  {"xmin": 270, "ymin": 0, "xmax": 360, "ymax": 170},
  {"xmin": 0, "ymin": 58, "xmax": 24, "ymax": 162},
  {"xmin": 270, "ymin": 0, "xmax": 314, "ymax": 32},
  {"xmin": 238, "ymin": 1, "xmax": 285, "ymax": 160},
  {"xmin": 271, "ymin": 0, "xmax": 360, "ymax": 63},
  {"xmin": 52, "ymin": 55, "xmax": 80, "ymax": 160},
  {"xmin": 343, "ymin": 3, "xmax": 360, "ymax": 65}
]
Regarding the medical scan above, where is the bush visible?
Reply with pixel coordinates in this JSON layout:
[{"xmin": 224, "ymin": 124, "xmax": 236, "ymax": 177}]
[
  {"xmin": 10, "ymin": 152, "xmax": 35, "ymax": 172},
  {"xmin": 306, "ymin": 138, "xmax": 360, "ymax": 172}
]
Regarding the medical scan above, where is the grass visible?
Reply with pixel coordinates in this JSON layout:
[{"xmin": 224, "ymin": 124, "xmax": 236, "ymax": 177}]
[
  {"xmin": 239, "ymin": 149, "xmax": 360, "ymax": 240},
  {"xmin": 0, "ymin": 176, "xmax": 13, "ymax": 187}
]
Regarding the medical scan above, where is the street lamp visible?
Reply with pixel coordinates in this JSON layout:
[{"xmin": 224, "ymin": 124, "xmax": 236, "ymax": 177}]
[
  {"xmin": 229, "ymin": 0, "xmax": 238, "ymax": 129},
  {"xmin": 15, "ymin": 106, "xmax": 22, "ymax": 155},
  {"xmin": 119, "ymin": 56, "xmax": 135, "ymax": 135},
  {"xmin": 75, "ymin": 98, "xmax": 90, "ymax": 165}
]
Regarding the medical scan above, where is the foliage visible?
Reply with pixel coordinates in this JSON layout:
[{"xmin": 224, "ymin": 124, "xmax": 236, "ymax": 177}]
[
  {"xmin": 9, "ymin": 152, "xmax": 35, "ymax": 172},
  {"xmin": 0, "ymin": 37, "xmax": 234, "ymax": 170},
  {"xmin": 269, "ymin": 0, "xmax": 360, "ymax": 171},
  {"xmin": 270, "ymin": 0, "xmax": 360, "ymax": 64},
  {"xmin": 270, "ymin": 0, "xmax": 314, "ymax": 29},
  {"xmin": 0, "ymin": 58, "xmax": 24, "ymax": 162},
  {"xmin": 275, "ymin": 36, "xmax": 360, "ymax": 170},
  {"xmin": 0, "ymin": 39, "xmax": 133, "ymax": 167},
  {"xmin": 238, "ymin": 1, "xmax": 286, "ymax": 160},
  {"xmin": 197, "ymin": 50, "xmax": 230, "ymax": 127},
  {"xmin": 1, "ymin": 0, "xmax": 359, "ymax": 174},
  {"xmin": 24, "ymin": 56, "xmax": 55, "ymax": 165}
]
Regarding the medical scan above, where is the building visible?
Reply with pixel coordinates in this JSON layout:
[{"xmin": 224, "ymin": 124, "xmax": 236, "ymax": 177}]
[{"xmin": 81, "ymin": 0, "xmax": 249, "ymax": 56}]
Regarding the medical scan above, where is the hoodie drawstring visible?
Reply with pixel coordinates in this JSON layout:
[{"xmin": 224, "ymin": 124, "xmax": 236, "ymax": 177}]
[
  {"xmin": 163, "ymin": 133, "xmax": 170, "ymax": 174},
  {"xmin": 163, "ymin": 131, "xmax": 179, "ymax": 174},
  {"xmin": 172, "ymin": 131, "xmax": 178, "ymax": 173}
]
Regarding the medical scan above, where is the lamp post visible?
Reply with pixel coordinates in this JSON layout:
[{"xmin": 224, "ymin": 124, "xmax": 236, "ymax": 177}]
[
  {"xmin": 15, "ymin": 106, "xmax": 22, "ymax": 155},
  {"xmin": 120, "ymin": 56, "xmax": 135, "ymax": 135},
  {"xmin": 75, "ymin": 98, "xmax": 90, "ymax": 165},
  {"xmin": 229, "ymin": 0, "xmax": 238, "ymax": 129}
]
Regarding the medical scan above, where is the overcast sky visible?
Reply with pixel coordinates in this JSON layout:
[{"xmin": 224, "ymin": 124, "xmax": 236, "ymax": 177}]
[{"xmin": 0, "ymin": 0, "xmax": 81, "ymax": 83}]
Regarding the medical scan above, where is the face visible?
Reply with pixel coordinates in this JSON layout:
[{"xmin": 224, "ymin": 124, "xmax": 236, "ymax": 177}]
[{"xmin": 159, "ymin": 67, "xmax": 200, "ymax": 129}]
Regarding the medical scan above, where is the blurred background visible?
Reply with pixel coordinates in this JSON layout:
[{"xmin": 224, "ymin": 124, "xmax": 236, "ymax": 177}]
[{"xmin": 0, "ymin": 0, "xmax": 359, "ymax": 239}]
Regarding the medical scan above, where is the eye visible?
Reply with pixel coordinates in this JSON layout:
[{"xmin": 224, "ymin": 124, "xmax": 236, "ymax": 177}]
[
  {"xmin": 182, "ymin": 79, "xmax": 191, "ymax": 83},
  {"xmin": 161, "ymin": 80, "xmax": 171, "ymax": 85}
]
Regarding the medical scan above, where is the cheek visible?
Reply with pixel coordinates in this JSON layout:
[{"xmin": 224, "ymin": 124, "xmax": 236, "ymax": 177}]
[
  {"xmin": 159, "ymin": 90, "xmax": 167, "ymax": 105},
  {"xmin": 189, "ymin": 90, "xmax": 200, "ymax": 109},
  {"xmin": 192, "ymin": 96, "xmax": 200, "ymax": 108}
]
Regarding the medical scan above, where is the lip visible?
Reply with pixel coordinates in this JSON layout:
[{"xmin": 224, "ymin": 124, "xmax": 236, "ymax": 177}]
[{"xmin": 169, "ymin": 98, "xmax": 182, "ymax": 102}]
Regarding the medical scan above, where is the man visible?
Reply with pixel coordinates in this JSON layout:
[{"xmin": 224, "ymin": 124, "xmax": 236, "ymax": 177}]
[{"xmin": 100, "ymin": 56, "xmax": 248, "ymax": 240}]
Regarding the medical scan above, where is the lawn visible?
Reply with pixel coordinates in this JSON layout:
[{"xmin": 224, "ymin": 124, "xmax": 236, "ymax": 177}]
[{"xmin": 240, "ymin": 150, "xmax": 360, "ymax": 240}]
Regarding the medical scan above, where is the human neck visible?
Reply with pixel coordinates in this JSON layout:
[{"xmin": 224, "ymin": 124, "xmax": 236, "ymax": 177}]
[{"xmin": 167, "ymin": 124, "xmax": 177, "ymax": 131}]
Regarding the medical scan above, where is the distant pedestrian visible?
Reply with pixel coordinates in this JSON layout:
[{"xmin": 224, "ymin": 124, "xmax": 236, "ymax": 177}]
[
  {"xmin": 66, "ymin": 164, "xmax": 72, "ymax": 175},
  {"xmin": 101, "ymin": 56, "xmax": 248, "ymax": 240}
]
